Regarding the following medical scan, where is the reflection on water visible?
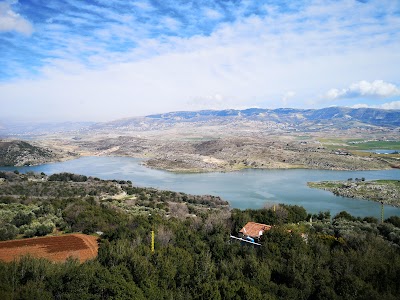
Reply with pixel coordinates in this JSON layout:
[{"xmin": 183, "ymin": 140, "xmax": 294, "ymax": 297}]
[{"xmin": 1, "ymin": 156, "xmax": 400, "ymax": 218}]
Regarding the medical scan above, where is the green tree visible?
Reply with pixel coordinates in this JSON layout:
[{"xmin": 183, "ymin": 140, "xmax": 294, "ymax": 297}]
[{"xmin": 0, "ymin": 224, "xmax": 18, "ymax": 240}]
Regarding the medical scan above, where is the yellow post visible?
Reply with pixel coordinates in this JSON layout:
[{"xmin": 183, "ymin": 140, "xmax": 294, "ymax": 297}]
[
  {"xmin": 151, "ymin": 230, "xmax": 155, "ymax": 253},
  {"xmin": 273, "ymin": 205, "xmax": 276, "ymax": 212}
]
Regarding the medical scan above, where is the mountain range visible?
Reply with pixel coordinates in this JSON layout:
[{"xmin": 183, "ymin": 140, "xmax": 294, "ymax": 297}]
[
  {"xmin": 148, "ymin": 106, "xmax": 400, "ymax": 127},
  {"xmin": 92, "ymin": 106, "xmax": 400, "ymax": 133},
  {"xmin": 1, "ymin": 107, "xmax": 399, "ymax": 136}
]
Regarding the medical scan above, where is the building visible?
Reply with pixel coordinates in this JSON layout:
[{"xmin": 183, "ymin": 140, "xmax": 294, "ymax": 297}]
[{"xmin": 239, "ymin": 222, "xmax": 272, "ymax": 241}]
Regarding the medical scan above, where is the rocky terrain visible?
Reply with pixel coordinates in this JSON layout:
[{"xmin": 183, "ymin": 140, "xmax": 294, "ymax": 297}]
[
  {"xmin": 308, "ymin": 180, "xmax": 400, "ymax": 207},
  {"xmin": 59, "ymin": 134, "xmax": 397, "ymax": 172},
  {"xmin": 0, "ymin": 140, "xmax": 77, "ymax": 166}
]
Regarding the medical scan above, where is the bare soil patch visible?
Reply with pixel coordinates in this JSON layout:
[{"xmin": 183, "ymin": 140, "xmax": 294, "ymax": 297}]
[{"xmin": 0, "ymin": 234, "xmax": 98, "ymax": 263}]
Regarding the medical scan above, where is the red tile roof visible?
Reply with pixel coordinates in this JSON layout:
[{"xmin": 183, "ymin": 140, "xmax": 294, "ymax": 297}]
[{"xmin": 239, "ymin": 222, "xmax": 272, "ymax": 238}]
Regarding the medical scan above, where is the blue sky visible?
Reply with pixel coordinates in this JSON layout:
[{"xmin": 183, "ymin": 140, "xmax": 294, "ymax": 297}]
[{"xmin": 0, "ymin": 0, "xmax": 400, "ymax": 122}]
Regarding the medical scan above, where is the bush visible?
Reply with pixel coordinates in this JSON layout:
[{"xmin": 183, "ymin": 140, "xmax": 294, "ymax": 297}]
[
  {"xmin": 281, "ymin": 204, "xmax": 308, "ymax": 223},
  {"xmin": 36, "ymin": 223, "xmax": 53, "ymax": 236},
  {"xmin": 23, "ymin": 228, "xmax": 37, "ymax": 238},
  {"xmin": 48, "ymin": 173, "xmax": 88, "ymax": 182},
  {"xmin": 333, "ymin": 211, "xmax": 358, "ymax": 222},
  {"xmin": 12, "ymin": 211, "xmax": 34, "ymax": 227},
  {"xmin": 385, "ymin": 216, "xmax": 400, "ymax": 228},
  {"xmin": 363, "ymin": 216, "xmax": 378, "ymax": 224},
  {"xmin": 0, "ymin": 224, "xmax": 18, "ymax": 240}
]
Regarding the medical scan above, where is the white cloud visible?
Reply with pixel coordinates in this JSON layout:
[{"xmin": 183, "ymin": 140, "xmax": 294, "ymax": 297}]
[
  {"xmin": 132, "ymin": 1, "xmax": 153, "ymax": 11},
  {"xmin": 379, "ymin": 101, "xmax": 400, "ymax": 110},
  {"xmin": 0, "ymin": 1, "xmax": 32, "ymax": 35},
  {"xmin": 162, "ymin": 17, "xmax": 181, "ymax": 31},
  {"xmin": 203, "ymin": 8, "xmax": 223, "ymax": 20},
  {"xmin": 351, "ymin": 103, "xmax": 370, "ymax": 109},
  {"xmin": 326, "ymin": 80, "xmax": 400, "ymax": 100},
  {"xmin": 281, "ymin": 91, "xmax": 295, "ymax": 107},
  {"xmin": 351, "ymin": 101, "xmax": 400, "ymax": 110},
  {"xmin": 187, "ymin": 94, "xmax": 227, "ymax": 110}
]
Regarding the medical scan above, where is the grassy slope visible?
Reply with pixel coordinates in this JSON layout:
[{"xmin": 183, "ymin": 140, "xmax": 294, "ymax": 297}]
[{"xmin": 319, "ymin": 138, "xmax": 400, "ymax": 150}]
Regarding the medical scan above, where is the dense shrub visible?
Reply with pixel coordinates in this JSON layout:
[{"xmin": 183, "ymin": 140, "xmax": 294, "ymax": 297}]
[
  {"xmin": 0, "ymin": 224, "xmax": 18, "ymax": 240},
  {"xmin": 386, "ymin": 216, "xmax": 400, "ymax": 228},
  {"xmin": 12, "ymin": 211, "xmax": 34, "ymax": 227},
  {"xmin": 48, "ymin": 173, "xmax": 88, "ymax": 182}
]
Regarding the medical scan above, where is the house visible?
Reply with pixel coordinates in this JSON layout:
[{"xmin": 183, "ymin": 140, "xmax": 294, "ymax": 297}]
[{"xmin": 239, "ymin": 222, "xmax": 272, "ymax": 240}]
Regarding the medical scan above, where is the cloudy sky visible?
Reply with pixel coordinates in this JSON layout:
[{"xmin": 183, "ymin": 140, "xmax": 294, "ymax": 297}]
[{"xmin": 1, "ymin": 0, "xmax": 400, "ymax": 122}]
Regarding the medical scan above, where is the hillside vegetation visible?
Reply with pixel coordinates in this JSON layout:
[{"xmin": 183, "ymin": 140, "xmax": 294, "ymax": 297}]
[
  {"xmin": 0, "ymin": 140, "xmax": 75, "ymax": 166},
  {"xmin": 0, "ymin": 171, "xmax": 228, "ymax": 240},
  {"xmin": 0, "ymin": 172, "xmax": 400, "ymax": 299}
]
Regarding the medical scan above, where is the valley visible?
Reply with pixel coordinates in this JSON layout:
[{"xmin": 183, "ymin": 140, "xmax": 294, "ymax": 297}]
[
  {"xmin": 2, "ymin": 107, "xmax": 398, "ymax": 173},
  {"xmin": 61, "ymin": 134, "xmax": 398, "ymax": 172}
]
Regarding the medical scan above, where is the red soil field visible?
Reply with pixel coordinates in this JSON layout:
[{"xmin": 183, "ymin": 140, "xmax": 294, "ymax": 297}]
[{"xmin": 0, "ymin": 234, "xmax": 98, "ymax": 263}]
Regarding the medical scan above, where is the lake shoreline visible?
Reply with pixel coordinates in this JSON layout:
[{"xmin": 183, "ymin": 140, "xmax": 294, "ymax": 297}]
[
  {"xmin": 1, "ymin": 156, "xmax": 400, "ymax": 218},
  {"xmin": 79, "ymin": 153, "xmax": 395, "ymax": 174},
  {"xmin": 308, "ymin": 180, "xmax": 400, "ymax": 208}
]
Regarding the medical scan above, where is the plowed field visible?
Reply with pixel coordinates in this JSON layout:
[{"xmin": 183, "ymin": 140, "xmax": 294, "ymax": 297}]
[{"xmin": 0, "ymin": 234, "xmax": 98, "ymax": 263}]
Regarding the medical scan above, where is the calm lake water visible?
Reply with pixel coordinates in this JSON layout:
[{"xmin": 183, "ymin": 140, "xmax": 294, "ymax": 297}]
[
  {"xmin": 361, "ymin": 149, "xmax": 399, "ymax": 154},
  {"xmin": 2, "ymin": 156, "xmax": 400, "ymax": 218}
]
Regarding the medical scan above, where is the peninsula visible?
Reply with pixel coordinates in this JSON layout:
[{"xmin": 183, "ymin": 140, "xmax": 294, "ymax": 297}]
[{"xmin": 308, "ymin": 179, "xmax": 400, "ymax": 207}]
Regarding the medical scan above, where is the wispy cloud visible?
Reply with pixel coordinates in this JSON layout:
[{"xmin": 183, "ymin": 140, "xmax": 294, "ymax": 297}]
[
  {"xmin": 203, "ymin": 8, "xmax": 223, "ymax": 20},
  {"xmin": 326, "ymin": 80, "xmax": 400, "ymax": 100},
  {"xmin": 132, "ymin": 1, "xmax": 154, "ymax": 11},
  {"xmin": 2, "ymin": 0, "xmax": 400, "ymax": 76},
  {"xmin": 0, "ymin": 0, "xmax": 399, "ymax": 121},
  {"xmin": 281, "ymin": 91, "xmax": 296, "ymax": 107},
  {"xmin": 352, "ymin": 101, "xmax": 400, "ymax": 110},
  {"xmin": 187, "ymin": 94, "xmax": 227, "ymax": 111},
  {"xmin": 0, "ymin": 1, "xmax": 32, "ymax": 35}
]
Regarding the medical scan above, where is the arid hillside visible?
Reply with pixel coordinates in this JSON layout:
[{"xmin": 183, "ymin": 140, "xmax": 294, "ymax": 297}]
[{"xmin": 0, "ymin": 140, "xmax": 77, "ymax": 166}]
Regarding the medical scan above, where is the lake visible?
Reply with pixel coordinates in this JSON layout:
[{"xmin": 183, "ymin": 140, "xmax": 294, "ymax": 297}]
[
  {"xmin": 361, "ymin": 149, "xmax": 399, "ymax": 154},
  {"xmin": 1, "ymin": 156, "xmax": 400, "ymax": 218}
]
